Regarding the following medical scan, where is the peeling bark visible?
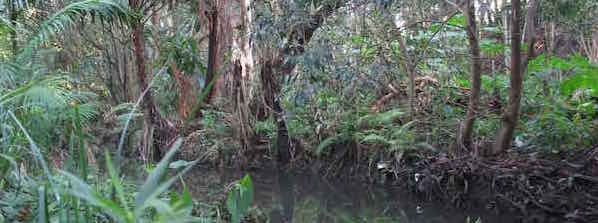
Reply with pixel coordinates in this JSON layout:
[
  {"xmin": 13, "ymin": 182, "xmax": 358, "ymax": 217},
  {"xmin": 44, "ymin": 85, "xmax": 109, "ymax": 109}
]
[
  {"xmin": 205, "ymin": 0, "xmax": 233, "ymax": 104},
  {"xmin": 233, "ymin": 60, "xmax": 253, "ymax": 153},
  {"xmin": 239, "ymin": 0, "xmax": 255, "ymax": 99},
  {"xmin": 171, "ymin": 62, "xmax": 194, "ymax": 120},
  {"xmin": 205, "ymin": 3, "xmax": 220, "ymax": 104}
]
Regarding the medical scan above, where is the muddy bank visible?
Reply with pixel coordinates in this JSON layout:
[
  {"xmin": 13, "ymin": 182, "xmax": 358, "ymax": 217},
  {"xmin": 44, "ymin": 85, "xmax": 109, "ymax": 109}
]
[
  {"xmin": 179, "ymin": 134, "xmax": 598, "ymax": 222},
  {"xmin": 385, "ymin": 150, "xmax": 598, "ymax": 222},
  {"xmin": 316, "ymin": 147, "xmax": 598, "ymax": 222}
]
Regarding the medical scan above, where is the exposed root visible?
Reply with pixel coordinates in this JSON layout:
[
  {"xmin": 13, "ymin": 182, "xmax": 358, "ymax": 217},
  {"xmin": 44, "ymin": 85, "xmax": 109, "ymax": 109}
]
[{"xmin": 385, "ymin": 150, "xmax": 598, "ymax": 222}]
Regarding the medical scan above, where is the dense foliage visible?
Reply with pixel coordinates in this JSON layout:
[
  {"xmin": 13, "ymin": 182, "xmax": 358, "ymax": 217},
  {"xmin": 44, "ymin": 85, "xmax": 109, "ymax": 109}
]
[{"xmin": 0, "ymin": 0, "xmax": 597, "ymax": 222}]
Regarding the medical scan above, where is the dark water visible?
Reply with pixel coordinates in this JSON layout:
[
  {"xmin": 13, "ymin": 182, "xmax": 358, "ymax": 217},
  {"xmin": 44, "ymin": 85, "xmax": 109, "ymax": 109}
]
[{"xmin": 180, "ymin": 168, "xmax": 516, "ymax": 223}]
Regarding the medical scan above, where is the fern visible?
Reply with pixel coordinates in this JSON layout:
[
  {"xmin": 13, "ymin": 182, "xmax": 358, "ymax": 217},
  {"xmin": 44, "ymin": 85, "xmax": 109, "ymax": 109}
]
[
  {"xmin": 316, "ymin": 134, "xmax": 340, "ymax": 155},
  {"xmin": 561, "ymin": 69, "xmax": 598, "ymax": 96},
  {"xmin": 360, "ymin": 133, "xmax": 389, "ymax": 145}
]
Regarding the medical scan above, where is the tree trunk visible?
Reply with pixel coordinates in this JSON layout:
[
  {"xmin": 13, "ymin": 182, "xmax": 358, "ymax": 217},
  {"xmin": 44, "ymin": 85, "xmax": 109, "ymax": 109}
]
[
  {"xmin": 493, "ymin": 0, "xmax": 522, "ymax": 155},
  {"xmin": 132, "ymin": 21, "xmax": 159, "ymax": 161},
  {"xmin": 8, "ymin": 0, "xmax": 18, "ymax": 56},
  {"xmin": 205, "ymin": 3, "xmax": 220, "ymax": 104},
  {"xmin": 592, "ymin": 30, "xmax": 598, "ymax": 64},
  {"xmin": 239, "ymin": 0, "xmax": 254, "ymax": 99},
  {"xmin": 522, "ymin": 0, "xmax": 539, "ymax": 73},
  {"xmin": 396, "ymin": 31, "xmax": 416, "ymax": 120},
  {"xmin": 131, "ymin": 14, "xmax": 175, "ymax": 161},
  {"xmin": 259, "ymin": 1, "xmax": 345, "ymax": 166},
  {"xmin": 503, "ymin": 2, "xmax": 511, "ymax": 69},
  {"xmin": 204, "ymin": 0, "xmax": 233, "ymax": 105},
  {"xmin": 233, "ymin": 60, "xmax": 252, "ymax": 153},
  {"xmin": 171, "ymin": 62, "xmax": 194, "ymax": 120},
  {"xmin": 459, "ymin": 0, "xmax": 482, "ymax": 152},
  {"xmin": 260, "ymin": 58, "xmax": 291, "ymax": 165},
  {"xmin": 235, "ymin": 0, "xmax": 254, "ymax": 152}
]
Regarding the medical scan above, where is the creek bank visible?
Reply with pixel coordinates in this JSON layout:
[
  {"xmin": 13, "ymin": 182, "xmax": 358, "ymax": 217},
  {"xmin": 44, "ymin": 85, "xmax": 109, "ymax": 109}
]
[
  {"xmin": 180, "ymin": 134, "xmax": 598, "ymax": 222},
  {"xmin": 387, "ymin": 150, "xmax": 598, "ymax": 222},
  {"xmin": 314, "ymin": 147, "xmax": 598, "ymax": 222}
]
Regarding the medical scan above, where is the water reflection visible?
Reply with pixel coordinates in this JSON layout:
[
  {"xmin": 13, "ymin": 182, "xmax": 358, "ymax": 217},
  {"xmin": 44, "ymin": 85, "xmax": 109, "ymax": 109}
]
[{"xmin": 181, "ymin": 168, "xmax": 516, "ymax": 223}]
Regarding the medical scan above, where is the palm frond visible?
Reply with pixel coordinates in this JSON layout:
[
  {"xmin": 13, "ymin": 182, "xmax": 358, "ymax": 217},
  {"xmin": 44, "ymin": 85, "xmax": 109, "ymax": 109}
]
[
  {"xmin": 24, "ymin": 0, "xmax": 131, "ymax": 53},
  {"xmin": 1, "ymin": 76, "xmax": 72, "ymax": 109},
  {"xmin": 0, "ymin": 17, "xmax": 16, "ymax": 33},
  {"xmin": 0, "ymin": 62, "xmax": 19, "ymax": 90}
]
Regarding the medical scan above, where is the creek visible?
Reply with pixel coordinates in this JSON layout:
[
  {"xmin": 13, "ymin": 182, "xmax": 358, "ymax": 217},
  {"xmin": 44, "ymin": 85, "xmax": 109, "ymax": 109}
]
[{"xmin": 178, "ymin": 168, "xmax": 517, "ymax": 223}]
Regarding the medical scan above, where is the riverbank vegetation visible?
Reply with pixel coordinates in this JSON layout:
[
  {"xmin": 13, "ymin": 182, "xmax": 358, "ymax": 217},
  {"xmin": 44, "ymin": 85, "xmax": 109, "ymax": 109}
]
[{"xmin": 1, "ymin": 0, "xmax": 598, "ymax": 222}]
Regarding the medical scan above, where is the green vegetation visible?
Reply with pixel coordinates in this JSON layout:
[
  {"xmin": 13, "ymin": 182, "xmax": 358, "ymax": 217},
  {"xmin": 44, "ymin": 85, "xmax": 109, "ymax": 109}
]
[{"xmin": 1, "ymin": 0, "xmax": 598, "ymax": 222}]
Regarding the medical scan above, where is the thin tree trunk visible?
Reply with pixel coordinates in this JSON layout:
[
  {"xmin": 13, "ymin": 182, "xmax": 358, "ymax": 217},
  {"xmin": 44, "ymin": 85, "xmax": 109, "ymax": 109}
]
[
  {"xmin": 522, "ymin": 0, "xmax": 539, "ymax": 73},
  {"xmin": 171, "ymin": 62, "xmax": 194, "ymax": 120},
  {"xmin": 132, "ymin": 15, "xmax": 175, "ymax": 161},
  {"xmin": 8, "ymin": 0, "xmax": 18, "ymax": 56},
  {"xmin": 260, "ymin": 1, "xmax": 345, "ymax": 166},
  {"xmin": 260, "ymin": 58, "xmax": 291, "ymax": 165},
  {"xmin": 396, "ymin": 31, "xmax": 416, "ymax": 120},
  {"xmin": 592, "ymin": 30, "xmax": 598, "ymax": 64},
  {"xmin": 233, "ymin": 60, "xmax": 252, "ymax": 153},
  {"xmin": 459, "ymin": 0, "xmax": 483, "ymax": 152},
  {"xmin": 132, "ymin": 21, "xmax": 158, "ymax": 161},
  {"xmin": 503, "ymin": 1, "xmax": 511, "ymax": 69},
  {"xmin": 493, "ymin": 0, "xmax": 522, "ymax": 155},
  {"xmin": 153, "ymin": 10, "xmax": 195, "ymax": 121},
  {"xmin": 235, "ymin": 0, "xmax": 254, "ymax": 152}
]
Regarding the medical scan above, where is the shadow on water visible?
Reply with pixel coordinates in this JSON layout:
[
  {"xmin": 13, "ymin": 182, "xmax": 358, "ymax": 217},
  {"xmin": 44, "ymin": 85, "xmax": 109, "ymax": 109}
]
[{"xmin": 179, "ymin": 168, "xmax": 517, "ymax": 223}]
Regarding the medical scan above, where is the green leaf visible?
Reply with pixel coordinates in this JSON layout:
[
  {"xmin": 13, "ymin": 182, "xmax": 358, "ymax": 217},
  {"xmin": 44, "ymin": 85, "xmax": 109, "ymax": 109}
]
[
  {"xmin": 105, "ymin": 152, "xmax": 131, "ymax": 219},
  {"xmin": 316, "ymin": 135, "xmax": 338, "ymax": 155},
  {"xmin": 38, "ymin": 186, "xmax": 49, "ymax": 223},
  {"xmin": 227, "ymin": 174, "xmax": 254, "ymax": 223},
  {"xmin": 360, "ymin": 134, "xmax": 388, "ymax": 145},
  {"xmin": 169, "ymin": 160, "xmax": 192, "ymax": 169},
  {"xmin": 135, "ymin": 138, "xmax": 183, "ymax": 209},
  {"xmin": 561, "ymin": 70, "xmax": 598, "ymax": 96},
  {"xmin": 59, "ymin": 170, "xmax": 128, "ymax": 222},
  {"xmin": 448, "ymin": 14, "xmax": 466, "ymax": 27},
  {"xmin": 25, "ymin": 0, "xmax": 130, "ymax": 53},
  {"xmin": 170, "ymin": 182, "xmax": 193, "ymax": 213},
  {"xmin": 351, "ymin": 36, "xmax": 365, "ymax": 45}
]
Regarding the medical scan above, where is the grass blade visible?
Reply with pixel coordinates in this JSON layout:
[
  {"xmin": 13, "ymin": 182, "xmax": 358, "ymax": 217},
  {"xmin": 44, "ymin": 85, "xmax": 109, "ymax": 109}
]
[
  {"xmin": 134, "ymin": 138, "xmax": 182, "ymax": 208},
  {"xmin": 38, "ymin": 186, "xmax": 49, "ymax": 223},
  {"xmin": 59, "ymin": 170, "xmax": 128, "ymax": 222},
  {"xmin": 8, "ymin": 111, "xmax": 60, "ymax": 201},
  {"xmin": 135, "ymin": 159, "xmax": 200, "ymax": 217},
  {"xmin": 105, "ymin": 152, "xmax": 131, "ymax": 215}
]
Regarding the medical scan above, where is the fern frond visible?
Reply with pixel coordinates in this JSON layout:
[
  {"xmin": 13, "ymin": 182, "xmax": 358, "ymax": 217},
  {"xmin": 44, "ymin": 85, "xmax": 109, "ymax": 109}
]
[
  {"xmin": 360, "ymin": 133, "xmax": 389, "ymax": 145},
  {"xmin": 316, "ymin": 135, "xmax": 338, "ymax": 155}
]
